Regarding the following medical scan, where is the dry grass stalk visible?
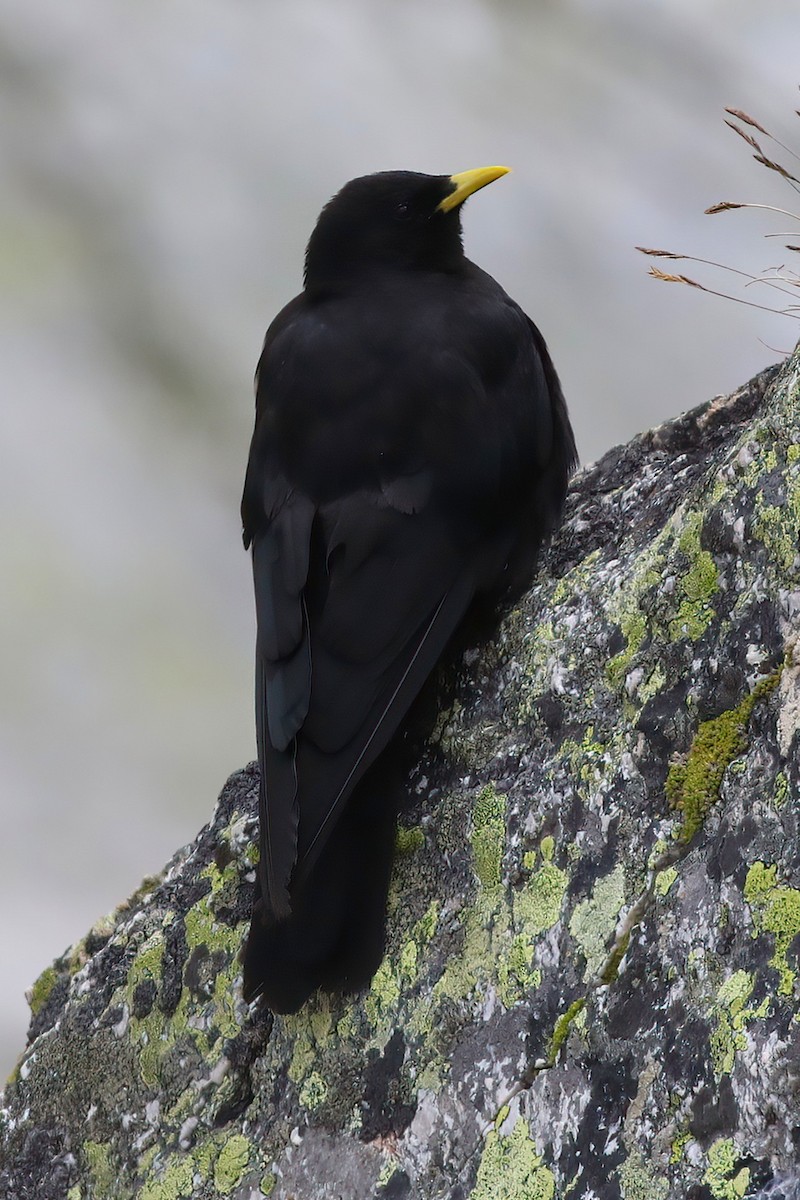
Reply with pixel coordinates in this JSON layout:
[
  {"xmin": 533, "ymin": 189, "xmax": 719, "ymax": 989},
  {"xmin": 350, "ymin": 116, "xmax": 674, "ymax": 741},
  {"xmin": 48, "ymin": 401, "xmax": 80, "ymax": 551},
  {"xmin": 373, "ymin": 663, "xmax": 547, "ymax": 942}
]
[
  {"xmin": 753, "ymin": 154, "xmax": 800, "ymax": 188},
  {"xmin": 647, "ymin": 267, "xmax": 697, "ymax": 285},
  {"xmin": 725, "ymin": 107, "xmax": 770, "ymax": 136},
  {"xmin": 724, "ymin": 120, "xmax": 762, "ymax": 152},
  {"xmin": 635, "ymin": 247, "xmax": 684, "ymax": 259},
  {"xmin": 641, "ymin": 94, "xmax": 800, "ymax": 322},
  {"xmin": 705, "ymin": 201, "xmax": 746, "ymax": 214},
  {"xmin": 645, "ymin": 265, "xmax": 799, "ymax": 316},
  {"xmin": 726, "ymin": 104, "xmax": 800, "ymax": 166}
]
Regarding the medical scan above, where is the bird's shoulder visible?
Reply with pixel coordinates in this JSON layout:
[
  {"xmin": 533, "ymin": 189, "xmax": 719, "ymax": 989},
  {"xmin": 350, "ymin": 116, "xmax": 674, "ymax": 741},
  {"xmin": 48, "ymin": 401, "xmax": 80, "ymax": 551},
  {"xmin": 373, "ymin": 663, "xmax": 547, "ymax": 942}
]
[
  {"xmin": 244, "ymin": 265, "xmax": 567, "ymax": 535},
  {"xmin": 256, "ymin": 265, "xmax": 532, "ymax": 399}
]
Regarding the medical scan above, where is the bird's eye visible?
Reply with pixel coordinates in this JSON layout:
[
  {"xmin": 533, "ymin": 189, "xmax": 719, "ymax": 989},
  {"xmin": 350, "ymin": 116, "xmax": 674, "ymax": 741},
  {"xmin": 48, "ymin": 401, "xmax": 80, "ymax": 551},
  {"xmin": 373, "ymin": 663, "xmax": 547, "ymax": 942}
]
[{"xmin": 395, "ymin": 201, "xmax": 412, "ymax": 222}]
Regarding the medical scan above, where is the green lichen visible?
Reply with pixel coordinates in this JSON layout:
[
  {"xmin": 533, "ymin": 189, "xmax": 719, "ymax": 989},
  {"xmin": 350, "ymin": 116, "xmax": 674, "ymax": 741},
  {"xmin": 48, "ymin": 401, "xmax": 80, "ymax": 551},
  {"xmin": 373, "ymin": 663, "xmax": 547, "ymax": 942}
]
[
  {"xmin": 618, "ymin": 1151, "xmax": 669, "ymax": 1200},
  {"xmin": 606, "ymin": 504, "xmax": 728, "ymax": 696},
  {"xmin": 360, "ymin": 898, "xmax": 440, "ymax": 1034},
  {"xmin": 335, "ymin": 1009, "xmax": 357, "ymax": 1045},
  {"xmin": 260, "ymin": 1173, "xmax": 276, "ymax": 1196},
  {"xmin": 494, "ymin": 1104, "xmax": 510, "ymax": 1129},
  {"xmin": 365, "ymin": 958, "xmax": 401, "ymax": 1025},
  {"xmin": 604, "ymin": 523, "xmax": 671, "ymax": 691},
  {"xmin": 138, "ymin": 1154, "xmax": 195, "ymax": 1200},
  {"xmin": 470, "ymin": 786, "xmax": 507, "ymax": 891},
  {"xmin": 546, "ymin": 997, "xmax": 586, "ymax": 1064},
  {"xmin": 744, "ymin": 861, "xmax": 800, "ymax": 995},
  {"xmin": 498, "ymin": 933, "xmax": 541, "ymax": 1008},
  {"xmin": 709, "ymin": 970, "xmax": 769, "ymax": 1076},
  {"xmin": 430, "ymin": 900, "xmax": 495, "ymax": 1007},
  {"xmin": 123, "ymin": 854, "xmax": 246, "ymax": 1090},
  {"xmin": 703, "ymin": 1138, "xmax": 750, "ymax": 1200},
  {"xmin": 516, "ymin": 854, "xmax": 568, "ymax": 937},
  {"xmin": 752, "ymin": 479, "xmax": 800, "ymax": 574},
  {"xmin": 773, "ymin": 771, "xmax": 789, "ymax": 808},
  {"xmin": 138, "ymin": 1145, "xmax": 159, "ymax": 1182},
  {"xmin": 654, "ymin": 867, "xmax": 678, "ymax": 897},
  {"xmin": 415, "ymin": 900, "xmax": 439, "ymax": 945},
  {"xmin": 187, "ymin": 861, "xmax": 244, "ymax": 957},
  {"xmin": 473, "ymin": 1119, "xmax": 555, "ymax": 1200},
  {"xmin": 83, "ymin": 1141, "xmax": 116, "ymax": 1199},
  {"xmin": 573, "ymin": 1004, "xmax": 588, "ymax": 1035},
  {"xmin": 309, "ymin": 1004, "xmax": 333, "ymax": 1044},
  {"xmin": 287, "ymin": 1024, "xmax": 317, "ymax": 1084},
  {"xmin": 668, "ymin": 511, "xmax": 718, "ymax": 640},
  {"xmin": 717, "ymin": 968, "xmax": 754, "ymax": 1010},
  {"xmin": 607, "ymin": 610, "xmax": 648, "ymax": 690},
  {"xmin": 177, "ymin": 1131, "xmax": 254, "ymax": 1196},
  {"xmin": 213, "ymin": 1134, "xmax": 252, "ymax": 1194},
  {"xmin": 128, "ymin": 932, "xmax": 165, "ymax": 991},
  {"xmin": 164, "ymin": 1087, "xmax": 199, "ymax": 1132},
  {"xmin": 428, "ymin": 792, "xmax": 519, "ymax": 1012},
  {"xmin": 192, "ymin": 1136, "xmax": 219, "ymax": 1182},
  {"xmin": 395, "ymin": 825, "xmax": 425, "ymax": 855},
  {"xmin": 518, "ymin": 618, "xmax": 559, "ymax": 713},
  {"xmin": 298, "ymin": 1070, "xmax": 329, "ymax": 1111},
  {"xmin": 743, "ymin": 860, "xmax": 776, "ymax": 905},
  {"xmin": 548, "ymin": 551, "xmax": 600, "ymax": 609},
  {"xmin": 568, "ymin": 865, "xmax": 626, "ymax": 980},
  {"xmin": 398, "ymin": 939, "xmax": 418, "ymax": 984},
  {"xmin": 28, "ymin": 965, "xmax": 58, "ymax": 1017},
  {"xmin": 670, "ymin": 1128, "xmax": 690, "ymax": 1165},
  {"xmin": 377, "ymin": 1157, "xmax": 400, "ymax": 1187},
  {"xmin": 575, "ymin": 726, "xmax": 609, "ymax": 786},
  {"xmin": 125, "ymin": 930, "xmax": 168, "ymax": 1090},
  {"xmin": 666, "ymin": 671, "xmax": 781, "ymax": 845},
  {"xmin": 638, "ymin": 663, "xmax": 667, "ymax": 705},
  {"xmin": 209, "ymin": 967, "xmax": 240, "ymax": 1040}
]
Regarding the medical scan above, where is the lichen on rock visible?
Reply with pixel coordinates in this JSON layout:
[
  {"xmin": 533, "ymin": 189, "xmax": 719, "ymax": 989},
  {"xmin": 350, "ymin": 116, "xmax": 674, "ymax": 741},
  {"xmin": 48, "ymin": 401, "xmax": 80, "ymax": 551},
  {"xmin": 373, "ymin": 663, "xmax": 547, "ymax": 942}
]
[{"xmin": 3, "ymin": 350, "xmax": 800, "ymax": 1199}]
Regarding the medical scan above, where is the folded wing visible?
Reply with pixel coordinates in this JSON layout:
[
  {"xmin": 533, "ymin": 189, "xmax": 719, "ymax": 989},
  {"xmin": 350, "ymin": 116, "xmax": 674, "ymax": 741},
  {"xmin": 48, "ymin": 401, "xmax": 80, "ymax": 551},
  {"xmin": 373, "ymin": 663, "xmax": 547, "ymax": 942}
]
[{"xmin": 252, "ymin": 478, "xmax": 477, "ymax": 919}]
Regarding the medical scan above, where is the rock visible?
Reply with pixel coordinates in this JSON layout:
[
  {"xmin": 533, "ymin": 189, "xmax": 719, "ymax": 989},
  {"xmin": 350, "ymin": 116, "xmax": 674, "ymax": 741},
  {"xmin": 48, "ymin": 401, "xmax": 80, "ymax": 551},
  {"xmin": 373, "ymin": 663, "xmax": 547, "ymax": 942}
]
[{"xmin": 3, "ymin": 349, "xmax": 800, "ymax": 1200}]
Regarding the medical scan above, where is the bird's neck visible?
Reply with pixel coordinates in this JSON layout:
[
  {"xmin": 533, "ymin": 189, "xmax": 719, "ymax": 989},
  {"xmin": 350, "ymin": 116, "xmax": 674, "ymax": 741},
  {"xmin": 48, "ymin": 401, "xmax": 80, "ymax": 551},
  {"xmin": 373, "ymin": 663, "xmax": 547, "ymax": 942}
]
[{"xmin": 304, "ymin": 257, "xmax": 468, "ymax": 301}]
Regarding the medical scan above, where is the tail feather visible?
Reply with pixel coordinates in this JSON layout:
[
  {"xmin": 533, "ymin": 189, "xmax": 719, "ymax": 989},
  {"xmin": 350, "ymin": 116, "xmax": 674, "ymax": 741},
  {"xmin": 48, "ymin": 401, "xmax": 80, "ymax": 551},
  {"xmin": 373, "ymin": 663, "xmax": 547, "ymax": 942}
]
[{"xmin": 242, "ymin": 763, "xmax": 400, "ymax": 1012}]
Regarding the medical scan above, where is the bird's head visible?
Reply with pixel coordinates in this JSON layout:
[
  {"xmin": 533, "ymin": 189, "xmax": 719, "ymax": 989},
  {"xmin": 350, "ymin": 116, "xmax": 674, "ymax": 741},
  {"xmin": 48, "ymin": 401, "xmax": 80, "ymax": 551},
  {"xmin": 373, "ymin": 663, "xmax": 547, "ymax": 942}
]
[{"xmin": 303, "ymin": 166, "xmax": 509, "ymax": 293}]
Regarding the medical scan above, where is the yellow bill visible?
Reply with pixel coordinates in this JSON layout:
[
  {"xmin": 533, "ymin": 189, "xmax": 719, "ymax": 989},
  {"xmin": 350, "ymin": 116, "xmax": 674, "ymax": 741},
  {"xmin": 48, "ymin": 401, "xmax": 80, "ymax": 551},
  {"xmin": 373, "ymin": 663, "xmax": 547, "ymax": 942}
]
[{"xmin": 437, "ymin": 165, "xmax": 511, "ymax": 213}]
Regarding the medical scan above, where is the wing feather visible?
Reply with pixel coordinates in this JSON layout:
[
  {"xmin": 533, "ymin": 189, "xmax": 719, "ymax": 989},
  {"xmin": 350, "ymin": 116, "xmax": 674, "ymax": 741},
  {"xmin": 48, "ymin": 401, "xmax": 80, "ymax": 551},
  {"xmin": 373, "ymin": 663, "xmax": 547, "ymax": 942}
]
[
  {"xmin": 255, "ymin": 653, "xmax": 298, "ymax": 919},
  {"xmin": 292, "ymin": 568, "xmax": 475, "ymax": 888},
  {"xmin": 252, "ymin": 492, "xmax": 315, "ymax": 917},
  {"xmin": 253, "ymin": 479, "xmax": 477, "ymax": 916}
]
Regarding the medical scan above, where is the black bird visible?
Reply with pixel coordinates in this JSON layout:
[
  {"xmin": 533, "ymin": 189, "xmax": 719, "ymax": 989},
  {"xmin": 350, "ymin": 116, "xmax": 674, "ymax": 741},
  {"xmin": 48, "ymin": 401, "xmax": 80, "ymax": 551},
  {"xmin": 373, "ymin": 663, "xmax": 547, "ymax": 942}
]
[{"xmin": 241, "ymin": 167, "xmax": 576, "ymax": 1012}]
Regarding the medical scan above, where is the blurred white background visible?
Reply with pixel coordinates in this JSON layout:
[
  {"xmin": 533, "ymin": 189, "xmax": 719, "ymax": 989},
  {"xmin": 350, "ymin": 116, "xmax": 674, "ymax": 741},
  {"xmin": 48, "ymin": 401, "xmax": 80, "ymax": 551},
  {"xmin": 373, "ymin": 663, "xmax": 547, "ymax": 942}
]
[{"xmin": 2, "ymin": 0, "xmax": 798, "ymax": 1079}]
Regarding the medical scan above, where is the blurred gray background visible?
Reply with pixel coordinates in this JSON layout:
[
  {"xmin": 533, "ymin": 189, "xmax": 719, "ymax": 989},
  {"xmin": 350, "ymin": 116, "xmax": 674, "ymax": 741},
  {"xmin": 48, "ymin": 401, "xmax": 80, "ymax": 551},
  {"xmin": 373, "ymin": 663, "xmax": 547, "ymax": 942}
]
[{"xmin": 2, "ymin": 0, "xmax": 798, "ymax": 1080}]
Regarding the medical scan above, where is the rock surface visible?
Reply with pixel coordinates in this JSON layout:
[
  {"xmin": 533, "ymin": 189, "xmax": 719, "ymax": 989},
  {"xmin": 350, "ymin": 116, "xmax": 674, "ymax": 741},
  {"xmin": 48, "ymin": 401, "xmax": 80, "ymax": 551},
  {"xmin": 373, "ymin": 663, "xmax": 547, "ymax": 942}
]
[{"xmin": 3, "ymin": 350, "xmax": 800, "ymax": 1200}]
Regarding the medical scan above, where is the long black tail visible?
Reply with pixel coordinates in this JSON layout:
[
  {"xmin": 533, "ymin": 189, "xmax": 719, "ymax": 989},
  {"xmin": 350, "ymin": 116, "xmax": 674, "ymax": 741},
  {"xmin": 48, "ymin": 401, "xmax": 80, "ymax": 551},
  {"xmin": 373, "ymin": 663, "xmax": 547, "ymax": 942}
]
[{"xmin": 242, "ymin": 762, "xmax": 400, "ymax": 1013}]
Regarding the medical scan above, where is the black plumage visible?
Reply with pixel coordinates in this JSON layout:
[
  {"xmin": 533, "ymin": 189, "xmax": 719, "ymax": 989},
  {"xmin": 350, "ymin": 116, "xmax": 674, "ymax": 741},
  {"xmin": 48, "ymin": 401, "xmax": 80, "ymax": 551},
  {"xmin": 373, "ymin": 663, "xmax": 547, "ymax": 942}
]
[{"xmin": 241, "ymin": 167, "xmax": 576, "ymax": 1012}]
